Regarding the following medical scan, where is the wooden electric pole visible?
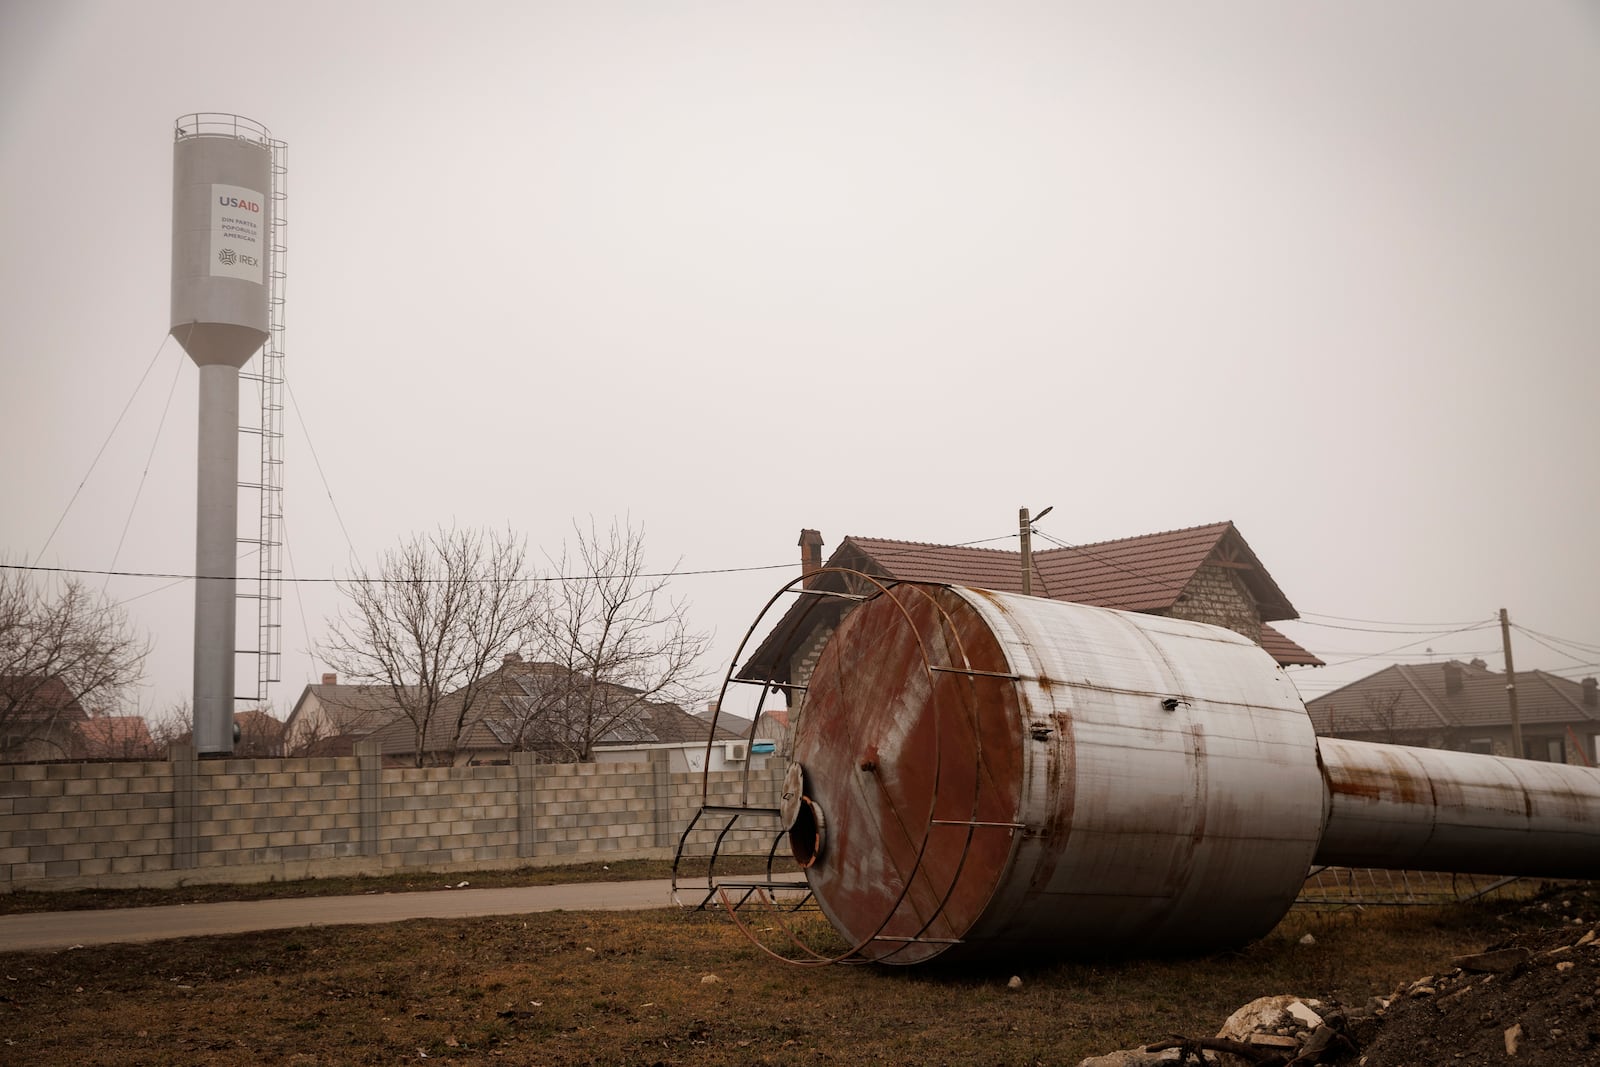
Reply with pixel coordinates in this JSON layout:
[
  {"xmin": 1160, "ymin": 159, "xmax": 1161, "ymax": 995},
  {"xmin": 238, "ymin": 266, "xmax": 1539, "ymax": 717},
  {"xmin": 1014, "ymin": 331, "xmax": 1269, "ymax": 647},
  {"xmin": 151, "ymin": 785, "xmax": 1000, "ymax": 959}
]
[{"xmin": 1500, "ymin": 607, "xmax": 1525, "ymax": 758}]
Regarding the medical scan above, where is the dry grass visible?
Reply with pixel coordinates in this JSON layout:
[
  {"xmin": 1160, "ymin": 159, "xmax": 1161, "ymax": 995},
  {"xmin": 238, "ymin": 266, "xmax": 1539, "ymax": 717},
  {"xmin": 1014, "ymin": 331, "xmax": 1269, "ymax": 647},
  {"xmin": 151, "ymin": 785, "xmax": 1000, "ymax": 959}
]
[{"xmin": 0, "ymin": 888, "xmax": 1554, "ymax": 1066}]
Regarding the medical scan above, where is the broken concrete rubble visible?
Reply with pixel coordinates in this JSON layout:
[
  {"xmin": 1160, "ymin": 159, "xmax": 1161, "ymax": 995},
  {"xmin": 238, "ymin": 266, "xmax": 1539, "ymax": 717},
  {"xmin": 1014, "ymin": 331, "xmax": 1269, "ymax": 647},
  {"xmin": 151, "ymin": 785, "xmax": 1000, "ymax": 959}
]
[{"xmin": 1074, "ymin": 884, "xmax": 1599, "ymax": 1067}]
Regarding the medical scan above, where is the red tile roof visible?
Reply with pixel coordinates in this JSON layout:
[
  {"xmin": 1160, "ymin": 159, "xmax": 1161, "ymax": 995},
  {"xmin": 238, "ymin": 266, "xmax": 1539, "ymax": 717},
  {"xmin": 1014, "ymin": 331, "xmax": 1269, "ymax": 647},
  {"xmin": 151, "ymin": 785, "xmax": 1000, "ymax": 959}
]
[
  {"xmin": 78, "ymin": 715, "xmax": 154, "ymax": 758},
  {"xmin": 743, "ymin": 522, "xmax": 1321, "ymax": 673},
  {"xmin": 836, "ymin": 521, "xmax": 1297, "ymax": 620},
  {"xmin": 1036, "ymin": 523, "xmax": 1250, "ymax": 613},
  {"xmin": 0, "ymin": 675, "xmax": 89, "ymax": 722},
  {"xmin": 1260, "ymin": 625, "xmax": 1325, "ymax": 668}
]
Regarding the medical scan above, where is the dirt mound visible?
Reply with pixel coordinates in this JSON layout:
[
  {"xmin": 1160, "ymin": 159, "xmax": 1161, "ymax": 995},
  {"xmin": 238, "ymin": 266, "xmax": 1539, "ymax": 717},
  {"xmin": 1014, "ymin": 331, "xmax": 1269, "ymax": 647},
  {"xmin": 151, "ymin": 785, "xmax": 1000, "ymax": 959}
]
[
  {"xmin": 1355, "ymin": 886, "xmax": 1600, "ymax": 1066},
  {"xmin": 1077, "ymin": 885, "xmax": 1600, "ymax": 1067}
]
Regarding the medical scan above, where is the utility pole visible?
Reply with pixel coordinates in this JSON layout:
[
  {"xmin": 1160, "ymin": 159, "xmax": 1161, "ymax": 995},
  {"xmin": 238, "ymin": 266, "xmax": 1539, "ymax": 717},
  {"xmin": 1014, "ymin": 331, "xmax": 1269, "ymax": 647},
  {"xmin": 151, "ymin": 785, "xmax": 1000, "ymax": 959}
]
[
  {"xmin": 1500, "ymin": 607, "xmax": 1524, "ymax": 758},
  {"xmin": 1018, "ymin": 505, "xmax": 1052, "ymax": 597},
  {"xmin": 1019, "ymin": 508, "xmax": 1033, "ymax": 596}
]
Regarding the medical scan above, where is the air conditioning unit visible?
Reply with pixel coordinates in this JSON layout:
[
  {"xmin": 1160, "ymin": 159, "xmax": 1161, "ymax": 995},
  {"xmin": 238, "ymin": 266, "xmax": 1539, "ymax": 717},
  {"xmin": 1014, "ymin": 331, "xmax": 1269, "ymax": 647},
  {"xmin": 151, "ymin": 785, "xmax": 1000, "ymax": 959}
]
[{"xmin": 724, "ymin": 740, "xmax": 749, "ymax": 762}]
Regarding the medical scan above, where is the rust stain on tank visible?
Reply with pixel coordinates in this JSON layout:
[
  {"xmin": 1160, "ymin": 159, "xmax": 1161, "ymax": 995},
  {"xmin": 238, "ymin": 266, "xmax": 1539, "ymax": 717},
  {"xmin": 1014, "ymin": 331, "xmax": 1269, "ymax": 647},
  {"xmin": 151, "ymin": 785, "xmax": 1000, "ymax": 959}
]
[
  {"xmin": 1326, "ymin": 750, "xmax": 1431, "ymax": 806},
  {"xmin": 792, "ymin": 583, "xmax": 1025, "ymax": 963}
]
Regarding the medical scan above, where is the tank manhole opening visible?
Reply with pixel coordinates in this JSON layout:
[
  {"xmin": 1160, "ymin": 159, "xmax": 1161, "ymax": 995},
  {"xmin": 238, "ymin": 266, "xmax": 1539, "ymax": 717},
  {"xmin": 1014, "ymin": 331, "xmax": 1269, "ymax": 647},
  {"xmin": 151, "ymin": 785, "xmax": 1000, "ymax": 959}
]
[{"xmin": 788, "ymin": 796, "xmax": 826, "ymax": 869}]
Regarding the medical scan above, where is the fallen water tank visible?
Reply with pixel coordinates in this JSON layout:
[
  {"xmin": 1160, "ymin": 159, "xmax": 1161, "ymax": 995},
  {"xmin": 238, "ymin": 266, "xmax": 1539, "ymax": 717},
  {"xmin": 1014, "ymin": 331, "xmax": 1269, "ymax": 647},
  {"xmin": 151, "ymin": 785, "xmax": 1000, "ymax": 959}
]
[{"xmin": 788, "ymin": 582, "xmax": 1327, "ymax": 963}]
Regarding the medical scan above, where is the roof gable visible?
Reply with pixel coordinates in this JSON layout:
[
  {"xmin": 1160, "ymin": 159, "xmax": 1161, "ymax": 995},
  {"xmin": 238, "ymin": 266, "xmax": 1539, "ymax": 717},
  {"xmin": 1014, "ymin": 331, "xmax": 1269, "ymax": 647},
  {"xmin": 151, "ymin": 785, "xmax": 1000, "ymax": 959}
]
[
  {"xmin": 286, "ymin": 684, "xmax": 412, "ymax": 736},
  {"xmin": 0, "ymin": 675, "xmax": 89, "ymax": 722}
]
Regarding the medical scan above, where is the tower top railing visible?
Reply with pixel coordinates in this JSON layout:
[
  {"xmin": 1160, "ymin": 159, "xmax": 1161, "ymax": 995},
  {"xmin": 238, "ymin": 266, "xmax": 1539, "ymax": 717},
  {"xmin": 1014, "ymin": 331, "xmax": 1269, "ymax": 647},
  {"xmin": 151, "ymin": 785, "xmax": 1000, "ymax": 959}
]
[{"xmin": 175, "ymin": 113, "xmax": 273, "ymax": 144}]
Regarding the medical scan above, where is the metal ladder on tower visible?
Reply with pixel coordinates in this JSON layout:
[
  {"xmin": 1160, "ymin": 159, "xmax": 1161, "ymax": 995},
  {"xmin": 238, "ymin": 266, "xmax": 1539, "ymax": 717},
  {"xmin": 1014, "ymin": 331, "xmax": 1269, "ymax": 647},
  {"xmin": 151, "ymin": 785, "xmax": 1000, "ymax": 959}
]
[{"xmin": 237, "ymin": 135, "xmax": 287, "ymax": 714}]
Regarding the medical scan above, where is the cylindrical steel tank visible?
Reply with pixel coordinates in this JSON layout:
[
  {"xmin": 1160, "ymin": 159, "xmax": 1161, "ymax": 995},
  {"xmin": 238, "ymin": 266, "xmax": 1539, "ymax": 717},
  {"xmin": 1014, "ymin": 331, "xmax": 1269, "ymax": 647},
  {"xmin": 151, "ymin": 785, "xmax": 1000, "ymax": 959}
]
[
  {"xmin": 790, "ymin": 583, "xmax": 1328, "ymax": 964},
  {"xmin": 171, "ymin": 114, "xmax": 272, "ymax": 368},
  {"xmin": 170, "ymin": 114, "xmax": 273, "ymax": 756},
  {"xmin": 784, "ymin": 582, "xmax": 1600, "ymax": 965},
  {"xmin": 1315, "ymin": 738, "xmax": 1600, "ymax": 878}
]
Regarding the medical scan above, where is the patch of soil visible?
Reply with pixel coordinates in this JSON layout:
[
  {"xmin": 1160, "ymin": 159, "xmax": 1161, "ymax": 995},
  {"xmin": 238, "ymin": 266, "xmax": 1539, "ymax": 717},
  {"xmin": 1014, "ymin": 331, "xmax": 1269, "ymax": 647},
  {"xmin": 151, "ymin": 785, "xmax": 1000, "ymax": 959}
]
[{"xmin": 1353, "ymin": 885, "xmax": 1600, "ymax": 1067}]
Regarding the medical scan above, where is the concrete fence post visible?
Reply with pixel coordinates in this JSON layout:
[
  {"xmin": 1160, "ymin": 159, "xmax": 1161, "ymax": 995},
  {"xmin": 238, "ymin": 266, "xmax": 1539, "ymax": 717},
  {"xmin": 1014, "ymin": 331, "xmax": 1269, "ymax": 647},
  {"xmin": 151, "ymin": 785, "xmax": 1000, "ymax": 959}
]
[
  {"xmin": 355, "ymin": 739, "xmax": 381, "ymax": 856},
  {"xmin": 170, "ymin": 743, "xmax": 197, "ymax": 870},
  {"xmin": 513, "ymin": 751, "xmax": 540, "ymax": 858},
  {"xmin": 648, "ymin": 749, "xmax": 673, "ymax": 849}
]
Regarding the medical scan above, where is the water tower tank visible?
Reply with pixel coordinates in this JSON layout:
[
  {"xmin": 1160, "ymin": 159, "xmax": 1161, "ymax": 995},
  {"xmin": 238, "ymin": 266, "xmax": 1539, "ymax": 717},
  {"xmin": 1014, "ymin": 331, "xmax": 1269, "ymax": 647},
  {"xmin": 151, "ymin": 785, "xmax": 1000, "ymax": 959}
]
[
  {"xmin": 171, "ymin": 116, "xmax": 270, "ymax": 366},
  {"xmin": 170, "ymin": 114, "xmax": 274, "ymax": 755}
]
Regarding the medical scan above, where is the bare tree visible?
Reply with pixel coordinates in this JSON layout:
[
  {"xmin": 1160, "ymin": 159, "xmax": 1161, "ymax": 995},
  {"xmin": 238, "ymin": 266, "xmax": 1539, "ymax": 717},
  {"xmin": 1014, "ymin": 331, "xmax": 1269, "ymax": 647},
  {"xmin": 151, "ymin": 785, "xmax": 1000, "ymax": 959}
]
[
  {"xmin": 502, "ymin": 518, "xmax": 711, "ymax": 761},
  {"xmin": 318, "ymin": 528, "xmax": 542, "ymax": 766},
  {"xmin": 234, "ymin": 705, "xmax": 285, "ymax": 758},
  {"xmin": 147, "ymin": 700, "xmax": 195, "ymax": 756},
  {"xmin": 0, "ymin": 567, "xmax": 148, "ymax": 762},
  {"xmin": 1359, "ymin": 689, "xmax": 1409, "ymax": 745}
]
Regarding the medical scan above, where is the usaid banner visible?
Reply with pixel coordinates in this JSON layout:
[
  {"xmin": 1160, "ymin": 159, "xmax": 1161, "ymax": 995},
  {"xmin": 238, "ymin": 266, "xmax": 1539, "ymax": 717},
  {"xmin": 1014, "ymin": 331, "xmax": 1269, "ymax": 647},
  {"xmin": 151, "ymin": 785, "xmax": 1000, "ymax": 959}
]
[{"xmin": 210, "ymin": 183, "xmax": 265, "ymax": 283}]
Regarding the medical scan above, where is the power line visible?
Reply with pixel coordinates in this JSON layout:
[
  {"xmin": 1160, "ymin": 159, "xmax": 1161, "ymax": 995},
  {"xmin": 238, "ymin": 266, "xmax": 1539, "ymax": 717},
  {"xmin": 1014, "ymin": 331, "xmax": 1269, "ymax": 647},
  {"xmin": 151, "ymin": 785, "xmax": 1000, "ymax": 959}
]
[
  {"xmin": 1030, "ymin": 527, "xmax": 1177, "ymax": 593},
  {"xmin": 1306, "ymin": 620, "xmax": 1499, "ymax": 669},
  {"xmin": 1297, "ymin": 610, "xmax": 1487, "ymax": 628},
  {"xmin": 1546, "ymin": 662, "xmax": 1600, "ymax": 677},
  {"xmin": 1, "ymin": 560, "xmax": 791, "ymax": 584},
  {"xmin": 1512, "ymin": 625, "xmax": 1600, "ymax": 656},
  {"xmin": 1513, "ymin": 625, "xmax": 1600, "ymax": 668},
  {"xmin": 1290, "ymin": 646, "xmax": 1501, "ymax": 664},
  {"xmin": 1280, "ymin": 619, "xmax": 1493, "ymax": 636},
  {"xmin": 0, "ymin": 534, "xmax": 1021, "ymax": 588}
]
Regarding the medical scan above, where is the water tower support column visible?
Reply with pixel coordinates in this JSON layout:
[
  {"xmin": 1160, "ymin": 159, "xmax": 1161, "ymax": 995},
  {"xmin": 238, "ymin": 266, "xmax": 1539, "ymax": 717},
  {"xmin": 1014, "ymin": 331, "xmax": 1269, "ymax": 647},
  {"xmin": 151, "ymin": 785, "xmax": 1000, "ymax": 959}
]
[{"xmin": 193, "ymin": 363, "xmax": 240, "ymax": 754}]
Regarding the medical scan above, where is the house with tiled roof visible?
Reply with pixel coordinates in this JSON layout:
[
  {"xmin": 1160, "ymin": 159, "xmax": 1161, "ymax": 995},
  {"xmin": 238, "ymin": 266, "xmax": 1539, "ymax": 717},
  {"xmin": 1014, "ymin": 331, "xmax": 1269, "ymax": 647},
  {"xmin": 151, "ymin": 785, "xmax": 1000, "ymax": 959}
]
[
  {"xmin": 78, "ymin": 715, "xmax": 157, "ymax": 760},
  {"xmin": 0, "ymin": 675, "xmax": 89, "ymax": 762},
  {"xmin": 283, "ymin": 675, "xmax": 413, "ymax": 757},
  {"xmin": 362, "ymin": 655, "xmax": 743, "ymax": 770},
  {"xmin": 740, "ymin": 522, "xmax": 1321, "ymax": 705},
  {"xmin": 1305, "ymin": 659, "xmax": 1600, "ymax": 765}
]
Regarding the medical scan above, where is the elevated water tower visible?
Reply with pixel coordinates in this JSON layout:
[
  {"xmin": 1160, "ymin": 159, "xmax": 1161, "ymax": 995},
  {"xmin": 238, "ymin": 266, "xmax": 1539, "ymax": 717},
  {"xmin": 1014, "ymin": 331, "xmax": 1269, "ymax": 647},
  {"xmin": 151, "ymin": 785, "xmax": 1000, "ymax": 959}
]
[{"xmin": 170, "ymin": 113, "xmax": 280, "ymax": 755}]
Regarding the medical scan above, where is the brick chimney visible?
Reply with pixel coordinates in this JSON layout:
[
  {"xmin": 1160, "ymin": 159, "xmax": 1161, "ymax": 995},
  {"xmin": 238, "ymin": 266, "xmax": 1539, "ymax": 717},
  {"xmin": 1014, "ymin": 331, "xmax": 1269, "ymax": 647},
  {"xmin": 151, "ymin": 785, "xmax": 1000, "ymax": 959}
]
[
  {"xmin": 321, "ymin": 673, "xmax": 337, "ymax": 686},
  {"xmin": 799, "ymin": 528, "xmax": 824, "ymax": 588},
  {"xmin": 503, "ymin": 652, "xmax": 522, "ymax": 666},
  {"xmin": 1443, "ymin": 661, "xmax": 1464, "ymax": 695},
  {"xmin": 1583, "ymin": 677, "xmax": 1597, "ymax": 708}
]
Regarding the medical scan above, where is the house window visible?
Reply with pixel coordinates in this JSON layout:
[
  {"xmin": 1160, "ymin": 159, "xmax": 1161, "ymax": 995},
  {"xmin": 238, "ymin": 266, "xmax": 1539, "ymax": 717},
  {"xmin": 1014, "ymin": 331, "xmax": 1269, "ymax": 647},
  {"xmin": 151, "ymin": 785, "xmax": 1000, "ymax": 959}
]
[
  {"xmin": 1526, "ymin": 738, "xmax": 1564, "ymax": 762},
  {"xmin": 1464, "ymin": 738, "xmax": 1493, "ymax": 755}
]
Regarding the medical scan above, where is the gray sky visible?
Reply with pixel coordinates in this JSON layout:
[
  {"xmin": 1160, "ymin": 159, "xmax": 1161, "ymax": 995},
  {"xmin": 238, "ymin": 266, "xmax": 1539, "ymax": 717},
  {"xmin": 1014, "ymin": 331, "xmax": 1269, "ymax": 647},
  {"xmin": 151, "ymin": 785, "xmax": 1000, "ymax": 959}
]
[{"xmin": 2, "ymin": 1, "xmax": 1597, "ymax": 719}]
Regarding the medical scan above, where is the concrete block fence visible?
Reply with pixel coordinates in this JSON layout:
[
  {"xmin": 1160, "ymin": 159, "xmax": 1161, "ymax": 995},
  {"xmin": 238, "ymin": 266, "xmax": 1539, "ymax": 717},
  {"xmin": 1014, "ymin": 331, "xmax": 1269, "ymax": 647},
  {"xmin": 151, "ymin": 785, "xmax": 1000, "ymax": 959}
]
[{"xmin": 0, "ymin": 742, "xmax": 787, "ymax": 892}]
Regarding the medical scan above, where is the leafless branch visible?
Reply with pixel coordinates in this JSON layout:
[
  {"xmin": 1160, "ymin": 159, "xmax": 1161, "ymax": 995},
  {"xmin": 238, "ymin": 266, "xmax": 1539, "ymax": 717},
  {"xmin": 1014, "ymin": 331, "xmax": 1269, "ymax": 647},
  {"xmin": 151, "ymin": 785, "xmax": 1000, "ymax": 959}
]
[
  {"xmin": 0, "ymin": 567, "xmax": 148, "ymax": 762},
  {"xmin": 504, "ymin": 518, "xmax": 712, "ymax": 761},
  {"xmin": 318, "ymin": 527, "xmax": 543, "ymax": 766}
]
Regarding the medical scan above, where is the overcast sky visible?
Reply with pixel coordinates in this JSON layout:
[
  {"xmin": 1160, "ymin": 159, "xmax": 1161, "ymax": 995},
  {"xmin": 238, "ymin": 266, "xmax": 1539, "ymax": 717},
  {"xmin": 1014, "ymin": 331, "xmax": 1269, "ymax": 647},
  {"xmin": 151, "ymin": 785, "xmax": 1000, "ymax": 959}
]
[{"xmin": 2, "ymin": 1, "xmax": 1597, "ymax": 721}]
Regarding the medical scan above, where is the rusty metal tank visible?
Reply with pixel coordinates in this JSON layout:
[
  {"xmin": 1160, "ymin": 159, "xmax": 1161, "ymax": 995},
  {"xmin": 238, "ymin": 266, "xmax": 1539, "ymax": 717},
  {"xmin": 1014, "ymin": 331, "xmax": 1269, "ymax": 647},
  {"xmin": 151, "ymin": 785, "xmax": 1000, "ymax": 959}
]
[
  {"xmin": 1314, "ymin": 738, "xmax": 1600, "ymax": 878},
  {"xmin": 770, "ymin": 581, "xmax": 1600, "ymax": 965},
  {"xmin": 787, "ymin": 582, "xmax": 1329, "ymax": 963}
]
